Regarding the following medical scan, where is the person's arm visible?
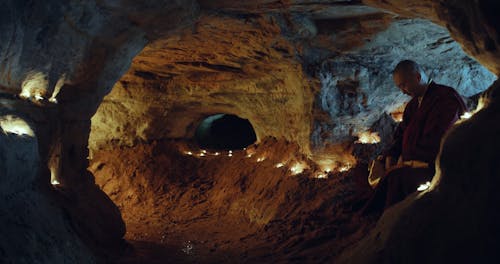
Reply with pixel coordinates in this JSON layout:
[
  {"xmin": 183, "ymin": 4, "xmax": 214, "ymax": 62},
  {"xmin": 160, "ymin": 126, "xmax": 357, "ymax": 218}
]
[{"xmin": 384, "ymin": 100, "xmax": 415, "ymax": 163}]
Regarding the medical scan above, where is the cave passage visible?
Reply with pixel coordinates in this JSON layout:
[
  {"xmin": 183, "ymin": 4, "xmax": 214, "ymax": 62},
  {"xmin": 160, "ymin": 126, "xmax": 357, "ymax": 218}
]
[{"xmin": 195, "ymin": 114, "xmax": 257, "ymax": 150}]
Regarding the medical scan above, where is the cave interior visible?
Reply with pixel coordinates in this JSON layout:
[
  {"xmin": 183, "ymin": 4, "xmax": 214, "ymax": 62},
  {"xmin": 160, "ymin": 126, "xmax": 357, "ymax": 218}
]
[{"xmin": 1, "ymin": 0, "xmax": 500, "ymax": 263}]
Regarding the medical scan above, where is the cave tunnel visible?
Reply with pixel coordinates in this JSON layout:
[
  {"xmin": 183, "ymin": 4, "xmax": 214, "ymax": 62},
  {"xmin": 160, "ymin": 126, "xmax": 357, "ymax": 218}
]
[
  {"xmin": 195, "ymin": 114, "xmax": 257, "ymax": 150},
  {"xmin": 1, "ymin": 1, "xmax": 500, "ymax": 264}
]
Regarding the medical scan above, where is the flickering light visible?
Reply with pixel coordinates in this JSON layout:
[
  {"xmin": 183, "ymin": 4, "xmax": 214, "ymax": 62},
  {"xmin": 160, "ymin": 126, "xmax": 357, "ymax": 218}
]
[
  {"xmin": 229, "ymin": 150, "xmax": 233, "ymax": 154},
  {"xmin": 184, "ymin": 151, "xmax": 193, "ymax": 155},
  {"xmin": 339, "ymin": 164, "xmax": 351, "ymax": 172},
  {"xmin": 201, "ymin": 150, "xmax": 207, "ymax": 153},
  {"xmin": 214, "ymin": 152, "xmax": 220, "ymax": 156},
  {"xmin": 199, "ymin": 153, "xmax": 206, "ymax": 157},
  {"xmin": 275, "ymin": 163, "xmax": 285, "ymax": 168},
  {"xmin": 0, "ymin": 115, "xmax": 35, "ymax": 137},
  {"xmin": 391, "ymin": 112, "xmax": 403, "ymax": 123},
  {"xmin": 324, "ymin": 167, "xmax": 332, "ymax": 173},
  {"xmin": 246, "ymin": 154, "xmax": 253, "ymax": 158},
  {"xmin": 256, "ymin": 157, "xmax": 266, "ymax": 162},
  {"xmin": 460, "ymin": 112, "xmax": 472, "ymax": 119},
  {"xmin": 315, "ymin": 173, "xmax": 328, "ymax": 179},
  {"xmin": 355, "ymin": 131, "xmax": 381, "ymax": 144},
  {"xmin": 417, "ymin": 181, "xmax": 431, "ymax": 191},
  {"xmin": 290, "ymin": 163, "xmax": 306, "ymax": 175},
  {"xmin": 228, "ymin": 153, "xmax": 233, "ymax": 157},
  {"xmin": 50, "ymin": 164, "xmax": 60, "ymax": 186},
  {"xmin": 49, "ymin": 74, "xmax": 65, "ymax": 104}
]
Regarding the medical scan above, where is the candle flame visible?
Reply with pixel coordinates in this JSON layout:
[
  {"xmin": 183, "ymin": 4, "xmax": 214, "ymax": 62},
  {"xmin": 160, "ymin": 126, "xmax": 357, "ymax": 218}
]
[
  {"xmin": 417, "ymin": 181, "xmax": 431, "ymax": 191},
  {"xmin": 355, "ymin": 131, "xmax": 380, "ymax": 144}
]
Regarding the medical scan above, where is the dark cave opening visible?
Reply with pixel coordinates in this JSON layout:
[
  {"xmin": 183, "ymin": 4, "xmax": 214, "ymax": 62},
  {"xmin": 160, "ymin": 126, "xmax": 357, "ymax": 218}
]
[{"xmin": 194, "ymin": 114, "xmax": 257, "ymax": 150}]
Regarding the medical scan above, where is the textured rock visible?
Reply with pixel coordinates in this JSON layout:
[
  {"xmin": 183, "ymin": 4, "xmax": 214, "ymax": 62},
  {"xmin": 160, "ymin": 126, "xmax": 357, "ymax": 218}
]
[
  {"xmin": 312, "ymin": 18, "xmax": 496, "ymax": 147},
  {"xmin": 0, "ymin": 119, "xmax": 95, "ymax": 263},
  {"xmin": 0, "ymin": 0, "xmax": 198, "ymax": 262},
  {"xmin": 362, "ymin": 0, "xmax": 500, "ymax": 75},
  {"xmin": 90, "ymin": 14, "xmax": 315, "ymax": 153},
  {"xmin": 1, "ymin": 0, "xmax": 499, "ymax": 263},
  {"xmin": 337, "ymin": 80, "xmax": 500, "ymax": 264},
  {"xmin": 0, "ymin": 0, "xmax": 197, "ymax": 108}
]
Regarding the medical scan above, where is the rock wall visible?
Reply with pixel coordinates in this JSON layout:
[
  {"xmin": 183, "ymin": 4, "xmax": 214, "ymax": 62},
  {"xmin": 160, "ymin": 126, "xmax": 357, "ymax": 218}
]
[
  {"xmin": 312, "ymin": 18, "xmax": 495, "ymax": 147},
  {"xmin": 90, "ymin": 14, "xmax": 315, "ymax": 153},
  {"xmin": 0, "ymin": 0, "xmax": 198, "ymax": 262},
  {"xmin": 0, "ymin": 111, "xmax": 95, "ymax": 263}
]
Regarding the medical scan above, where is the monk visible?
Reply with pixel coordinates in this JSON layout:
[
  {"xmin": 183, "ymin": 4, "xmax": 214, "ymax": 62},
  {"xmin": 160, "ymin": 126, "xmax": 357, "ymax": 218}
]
[{"xmin": 363, "ymin": 60, "xmax": 467, "ymax": 213}]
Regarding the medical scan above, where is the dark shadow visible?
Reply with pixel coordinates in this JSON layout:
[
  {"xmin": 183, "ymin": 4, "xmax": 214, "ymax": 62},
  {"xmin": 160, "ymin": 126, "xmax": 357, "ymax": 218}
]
[{"xmin": 195, "ymin": 114, "xmax": 257, "ymax": 150}]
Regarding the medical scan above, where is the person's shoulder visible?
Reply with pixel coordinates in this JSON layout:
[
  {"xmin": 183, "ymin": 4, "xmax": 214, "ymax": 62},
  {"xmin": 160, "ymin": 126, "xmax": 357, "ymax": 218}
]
[{"xmin": 430, "ymin": 82, "xmax": 460, "ymax": 97}]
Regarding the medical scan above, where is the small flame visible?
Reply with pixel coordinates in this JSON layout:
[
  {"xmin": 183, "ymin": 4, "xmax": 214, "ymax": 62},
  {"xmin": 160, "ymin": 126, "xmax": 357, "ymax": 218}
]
[
  {"xmin": 315, "ymin": 173, "xmax": 328, "ymax": 179},
  {"xmin": 201, "ymin": 150, "xmax": 207, "ymax": 153},
  {"xmin": 355, "ymin": 131, "xmax": 381, "ymax": 144},
  {"xmin": 228, "ymin": 153, "xmax": 233, "ymax": 157},
  {"xmin": 184, "ymin": 151, "xmax": 193, "ymax": 155},
  {"xmin": 417, "ymin": 181, "xmax": 431, "ymax": 191},
  {"xmin": 460, "ymin": 112, "xmax": 472, "ymax": 119},
  {"xmin": 275, "ymin": 163, "xmax": 285, "ymax": 168},
  {"xmin": 51, "ymin": 179, "xmax": 60, "ymax": 185},
  {"xmin": 256, "ymin": 157, "xmax": 266, "ymax": 162},
  {"xmin": 198, "ymin": 153, "xmax": 206, "ymax": 157},
  {"xmin": 338, "ymin": 164, "xmax": 351, "ymax": 172},
  {"xmin": 246, "ymin": 154, "xmax": 253, "ymax": 158},
  {"xmin": 214, "ymin": 152, "xmax": 220, "ymax": 156},
  {"xmin": 290, "ymin": 162, "xmax": 307, "ymax": 175}
]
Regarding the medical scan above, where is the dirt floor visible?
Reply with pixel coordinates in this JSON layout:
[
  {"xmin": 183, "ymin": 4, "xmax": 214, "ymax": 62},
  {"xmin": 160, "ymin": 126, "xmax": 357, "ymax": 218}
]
[{"xmin": 89, "ymin": 138, "xmax": 376, "ymax": 263}]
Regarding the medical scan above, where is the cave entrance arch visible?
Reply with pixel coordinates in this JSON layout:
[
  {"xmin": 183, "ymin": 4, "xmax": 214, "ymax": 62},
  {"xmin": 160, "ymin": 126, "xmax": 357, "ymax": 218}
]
[{"xmin": 195, "ymin": 114, "xmax": 257, "ymax": 150}]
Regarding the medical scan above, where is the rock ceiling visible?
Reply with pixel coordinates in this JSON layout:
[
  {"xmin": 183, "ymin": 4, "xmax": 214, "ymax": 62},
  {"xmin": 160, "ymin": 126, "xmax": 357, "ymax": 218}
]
[
  {"xmin": 90, "ymin": 1, "xmax": 495, "ymax": 157},
  {"xmin": 1, "ymin": 0, "xmax": 500, "ymax": 263}
]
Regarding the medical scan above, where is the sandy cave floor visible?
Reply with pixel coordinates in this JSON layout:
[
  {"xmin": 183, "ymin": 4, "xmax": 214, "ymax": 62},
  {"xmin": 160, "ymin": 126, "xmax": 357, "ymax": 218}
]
[{"xmin": 89, "ymin": 139, "xmax": 377, "ymax": 263}]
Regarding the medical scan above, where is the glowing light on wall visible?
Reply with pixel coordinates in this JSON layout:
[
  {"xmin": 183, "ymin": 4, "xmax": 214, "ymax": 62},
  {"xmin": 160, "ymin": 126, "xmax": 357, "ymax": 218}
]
[
  {"xmin": 0, "ymin": 115, "xmax": 35, "ymax": 137},
  {"xmin": 290, "ymin": 162, "xmax": 307, "ymax": 175},
  {"xmin": 315, "ymin": 173, "xmax": 327, "ymax": 179},
  {"xmin": 256, "ymin": 157, "xmax": 266, "ymax": 162},
  {"xmin": 275, "ymin": 163, "xmax": 285, "ymax": 168},
  {"xmin": 338, "ymin": 164, "xmax": 351, "ymax": 172},
  {"xmin": 49, "ymin": 74, "xmax": 65, "ymax": 104},
  {"xmin": 417, "ymin": 181, "xmax": 431, "ymax": 191},
  {"xmin": 460, "ymin": 112, "xmax": 472, "ymax": 119},
  {"xmin": 20, "ymin": 71, "xmax": 48, "ymax": 101},
  {"xmin": 391, "ymin": 112, "xmax": 403, "ymax": 123},
  {"xmin": 50, "ymin": 163, "xmax": 60, "ymax": 185},
  {"xmin": 355, "ymin": 131, "xmax": 381, "ymax": 144}
]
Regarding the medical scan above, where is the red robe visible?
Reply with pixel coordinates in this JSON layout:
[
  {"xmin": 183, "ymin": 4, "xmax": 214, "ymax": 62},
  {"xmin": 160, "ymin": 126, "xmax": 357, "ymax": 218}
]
[{"xmin": 387, "ymin": 82, "xmax": 467, "ymax": 166}]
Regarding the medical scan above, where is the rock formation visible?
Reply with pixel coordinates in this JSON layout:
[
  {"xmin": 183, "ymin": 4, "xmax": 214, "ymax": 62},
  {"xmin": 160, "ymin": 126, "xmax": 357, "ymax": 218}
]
[{"xmin": 0, "ymin": 0, "xmax": 498, "ymax": 263}]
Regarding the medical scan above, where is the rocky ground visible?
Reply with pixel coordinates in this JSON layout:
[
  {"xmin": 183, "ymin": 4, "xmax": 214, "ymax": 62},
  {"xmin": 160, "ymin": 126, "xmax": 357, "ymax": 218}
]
[{"xmin": 90, "ymin": 138, "xmax": 377, "ymax": 263}]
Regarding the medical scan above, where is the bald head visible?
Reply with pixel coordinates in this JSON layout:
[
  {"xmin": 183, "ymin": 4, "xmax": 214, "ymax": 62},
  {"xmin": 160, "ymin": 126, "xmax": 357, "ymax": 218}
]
[
  {"xmin": 392, "ymin": 60, "xmax": 429, "ymax": 97},
  {"xmin": 393, "ymin": 60, "xmax": 424, "ymax": 76}
]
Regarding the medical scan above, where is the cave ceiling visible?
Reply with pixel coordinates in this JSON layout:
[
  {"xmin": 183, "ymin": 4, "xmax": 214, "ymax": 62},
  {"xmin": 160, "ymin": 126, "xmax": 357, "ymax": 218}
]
[{"xmin": 90, "ymin": 1, "xmax": 495, "ymax": 156}]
